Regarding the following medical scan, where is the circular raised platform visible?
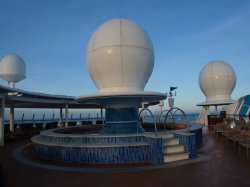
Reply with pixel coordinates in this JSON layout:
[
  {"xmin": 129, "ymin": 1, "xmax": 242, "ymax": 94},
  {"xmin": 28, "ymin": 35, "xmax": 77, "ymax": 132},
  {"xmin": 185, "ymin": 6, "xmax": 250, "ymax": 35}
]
[{"xmin": 31, "ymin": 124, "xmax": 203, "ymax": 165}]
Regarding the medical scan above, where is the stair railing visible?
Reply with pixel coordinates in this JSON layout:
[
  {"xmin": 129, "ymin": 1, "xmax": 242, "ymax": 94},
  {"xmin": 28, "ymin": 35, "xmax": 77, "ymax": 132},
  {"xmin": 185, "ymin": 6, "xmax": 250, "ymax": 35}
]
[{"xmin": 138, "ymin": 108, "xmax": 157, "ymax": 134}]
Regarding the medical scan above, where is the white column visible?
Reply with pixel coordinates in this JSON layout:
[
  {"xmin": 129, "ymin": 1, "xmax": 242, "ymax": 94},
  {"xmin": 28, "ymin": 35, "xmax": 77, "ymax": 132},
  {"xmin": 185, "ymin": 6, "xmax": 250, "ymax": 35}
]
[
  {"xmin": 10, "ymin": 103, "xmax": 14, "ymax": 133},
  {"xmin": 65, "ymin": 104, "xmax": 68, "ymax": 127},
  {"xmin": 159, "ymin": 100, "xmax": 164, "ymax": 122},
  {"xmin": 203, "ymin": 106, "xmax": 210, "ymax": 126},
  {"xmin": 0, "ymin": 94, "xmax": 5, "ymax": 146},
  {"xmin": 8, "ymin": 81, "xmax": 15, "ymax": 88}
]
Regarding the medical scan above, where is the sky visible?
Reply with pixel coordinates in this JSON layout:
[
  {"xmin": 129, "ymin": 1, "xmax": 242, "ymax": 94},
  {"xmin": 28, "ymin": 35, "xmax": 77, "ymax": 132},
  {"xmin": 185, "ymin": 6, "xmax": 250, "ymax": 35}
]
[{"xmin": 0, "ymin": 0, "xmax": 250, "ymax": 113}]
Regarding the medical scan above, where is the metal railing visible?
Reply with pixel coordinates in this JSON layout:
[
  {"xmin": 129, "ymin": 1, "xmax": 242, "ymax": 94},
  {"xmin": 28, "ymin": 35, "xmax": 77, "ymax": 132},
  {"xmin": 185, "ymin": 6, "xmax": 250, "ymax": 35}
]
[
  {"xmin": 163, "ymin": 107, "xmax": 190, "ymax": 132},
  {"xmin": 138, "ymin": 108, "xmax": 157, "ymax": 134}
]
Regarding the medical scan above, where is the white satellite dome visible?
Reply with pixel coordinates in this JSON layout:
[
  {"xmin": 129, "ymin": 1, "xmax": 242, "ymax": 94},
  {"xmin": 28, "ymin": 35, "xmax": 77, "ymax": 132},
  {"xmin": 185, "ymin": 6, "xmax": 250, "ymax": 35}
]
[
  {"xmin": 198, "ymin": 60, "xmax": 236, "ymax": 105},
  {"xmin": 86, "ymin": 18, "xmax": 154, "ymax": 93},
  {"xmin": 0, "ymin": 54, "xmax": 26, "ymax": 88}
]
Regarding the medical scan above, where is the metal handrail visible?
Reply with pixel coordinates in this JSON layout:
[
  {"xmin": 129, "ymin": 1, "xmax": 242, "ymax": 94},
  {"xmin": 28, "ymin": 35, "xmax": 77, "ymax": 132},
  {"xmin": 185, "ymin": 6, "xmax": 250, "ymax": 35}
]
[
  {"xmin": 138, "ymin": 108, "xmax": 157, "ymax": 134},
  {"xmin": 164, "ymin": 107, "xmax": 189, "ymax": 132},
  {"xmin": 159, "ymin": 110, "xmax": 169, "ymax": 123}
]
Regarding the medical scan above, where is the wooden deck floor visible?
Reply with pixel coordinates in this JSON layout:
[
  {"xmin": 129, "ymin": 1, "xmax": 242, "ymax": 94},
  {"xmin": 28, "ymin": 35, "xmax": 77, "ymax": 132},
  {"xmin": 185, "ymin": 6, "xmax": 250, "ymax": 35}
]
[{"xmin": 1, "ymin": 129, "xmax": 250, "ymax": 187}]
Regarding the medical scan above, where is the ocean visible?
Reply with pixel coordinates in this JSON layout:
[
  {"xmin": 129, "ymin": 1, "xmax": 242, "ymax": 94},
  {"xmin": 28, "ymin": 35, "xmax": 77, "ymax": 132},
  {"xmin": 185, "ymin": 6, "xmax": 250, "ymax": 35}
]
[{"xmin": 3, "ymin": 108, "xmax": 199, "ymax": 124}]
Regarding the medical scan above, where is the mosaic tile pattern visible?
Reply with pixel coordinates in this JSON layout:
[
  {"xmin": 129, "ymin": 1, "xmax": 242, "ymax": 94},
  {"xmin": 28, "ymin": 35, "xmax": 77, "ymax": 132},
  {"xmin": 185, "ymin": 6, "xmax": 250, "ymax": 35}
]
[
  {"xmin": 174, "ymin": 133, "xmax": 197, "ymax": 158},
  {"xmin": 32, "ymin": 125, "xmax": 203, "ymax": 164},
  {"xmin": 33, "ymin": 143, "xmax": 150, "ymax": 164}
]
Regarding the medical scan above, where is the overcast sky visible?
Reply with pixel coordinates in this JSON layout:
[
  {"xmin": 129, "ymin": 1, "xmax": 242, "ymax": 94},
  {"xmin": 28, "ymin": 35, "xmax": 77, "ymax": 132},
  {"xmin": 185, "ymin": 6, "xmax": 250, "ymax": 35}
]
[{"xmin": 1, "ymin": 0, "xmax": 250, "ymax": 113}]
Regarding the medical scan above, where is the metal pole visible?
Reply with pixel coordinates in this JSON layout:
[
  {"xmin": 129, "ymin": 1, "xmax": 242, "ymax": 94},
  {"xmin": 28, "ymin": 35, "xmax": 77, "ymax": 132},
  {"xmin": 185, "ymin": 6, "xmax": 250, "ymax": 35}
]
[
  {"xmin": 21, "ymin": 113, "xmax": 24, "ymax": 124},
  {"xmin": 101, "ymin": 108, "xmax": 104, "ymax": 124},
  {"xmin": 32, "ymin": 113, "xmax": 35, "ymax": 123},
  {"xmin": 9, "ymin": 102, "xmax": 15, "ymax": 133},
  {"xmin": 52, "ymin": 113, "xmax": 54, "ymax": 121},
  {"xmin": 42, "ymin": 113, "xmax": 45, "ymax": 122},
  {"xmin": 88, "ymin": 113, "xmax": 90, "ymax": 121},
  {"xmin": 32, "ymin": 113, "xmax": 36, "ymax": 128},
  {"xmin": 60, "ymin": 108, "xmax": 63, "ymax": 122},
  {"xmin": 0, "ymin": 94, "xmax": 5, "ymax": 146},
  {"xmin": 65, "ymin": 104, "xmax": 69, "ymax": 127}
]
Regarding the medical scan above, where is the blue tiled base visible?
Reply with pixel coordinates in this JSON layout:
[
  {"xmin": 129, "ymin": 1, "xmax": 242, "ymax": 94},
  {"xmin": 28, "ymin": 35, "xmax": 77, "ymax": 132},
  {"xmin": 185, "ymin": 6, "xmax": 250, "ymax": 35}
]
[
  {"xmin": 174, "ymin": 133, "xmax": 197, "ymax": 158},
  {"xmin": 32, "ymin": 133, "xmax": 163, "ymax": 164},
  {"xmin": 32, "ymin": 125, "xmax": 204, "ymax": 164},
  {"xmin": 34, "ymin": 144, "xmax": 150, "ymax": 164},
  {"xmin": 100, "ymin": 122, "xmax": 145, "ymax": 135},
  {"xmin": 101, "ymin": 108, "xmax": 145, "ymax": 134},
  {"xmin": 191, "ymin": 128, "xmax": 203, "ymax": 147}
]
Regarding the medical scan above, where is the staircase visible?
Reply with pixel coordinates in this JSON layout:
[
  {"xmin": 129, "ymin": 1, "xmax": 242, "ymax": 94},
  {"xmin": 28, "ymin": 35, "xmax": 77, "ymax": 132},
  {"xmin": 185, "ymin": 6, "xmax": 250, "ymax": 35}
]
[{"xmin": 161, "ymin": 133, "xmax": 189, "ymax": 163}]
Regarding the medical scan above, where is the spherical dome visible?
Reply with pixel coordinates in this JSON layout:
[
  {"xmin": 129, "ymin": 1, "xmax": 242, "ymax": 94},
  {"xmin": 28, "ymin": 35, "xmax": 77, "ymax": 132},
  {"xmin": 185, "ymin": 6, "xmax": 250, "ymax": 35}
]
[
  {"xmin": 198, "ymin": 60, "xmax": 236, "ymax": 105},
  {"xmin": 86, "ymin": 18, "xmax": 154, "ymax": 93},
  {"xmin": 0, "ymin": 54, "xmax": 26, "ymax": 82}
]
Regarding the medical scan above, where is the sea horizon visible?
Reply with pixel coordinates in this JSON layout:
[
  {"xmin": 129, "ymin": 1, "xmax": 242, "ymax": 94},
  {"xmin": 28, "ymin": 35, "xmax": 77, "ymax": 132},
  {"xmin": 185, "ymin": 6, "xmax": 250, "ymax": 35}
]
[{"xmin": 3, "ymin": 111, "xmax": 200, "ymax": 124}]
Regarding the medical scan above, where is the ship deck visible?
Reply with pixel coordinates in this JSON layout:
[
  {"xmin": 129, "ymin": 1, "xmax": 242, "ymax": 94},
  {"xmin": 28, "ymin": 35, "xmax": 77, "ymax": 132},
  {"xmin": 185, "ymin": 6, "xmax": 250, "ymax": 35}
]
[{"xmin": 1, "ymin": 127, "xmax": 250, "ymax": 187}]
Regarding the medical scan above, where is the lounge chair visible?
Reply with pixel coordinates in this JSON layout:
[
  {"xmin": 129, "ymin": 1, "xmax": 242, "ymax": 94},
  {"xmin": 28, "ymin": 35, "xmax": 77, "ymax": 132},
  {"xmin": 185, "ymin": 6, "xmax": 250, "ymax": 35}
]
[
  {"xmin": 214, "ymin": 121, "xmax": 231, "ymax": 138},
  {"xmin": 221, "ymin": 123, "xmax": 242, "ymax": 142},
  {"xmin": 228, "ymin": 129, "xmax": 249, "ymax": 150},
  {"xmin": 238, "ymin": 130, "xmax": 250, "ymax": 159}
]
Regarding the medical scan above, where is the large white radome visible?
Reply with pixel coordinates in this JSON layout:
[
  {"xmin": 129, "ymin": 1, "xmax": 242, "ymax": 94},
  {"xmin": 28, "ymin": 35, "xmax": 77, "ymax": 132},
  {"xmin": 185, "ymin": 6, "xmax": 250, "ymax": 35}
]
[
  {"xmin": 86, "ymin": 18, "xmax": 154, "ymax": 93},
  {"xmin": 198, "ymin": 60, "xmax": 236, "ymax": 105},
  {"xmin": 0, "ymin": 54, "xmax": 26, "ymax": 83}
]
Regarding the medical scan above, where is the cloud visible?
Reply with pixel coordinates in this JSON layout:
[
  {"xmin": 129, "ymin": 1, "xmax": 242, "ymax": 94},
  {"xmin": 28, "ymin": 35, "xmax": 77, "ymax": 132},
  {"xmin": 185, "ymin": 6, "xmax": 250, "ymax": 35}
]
[{"xmin": 178, "ymin": 6, "xmax": 250, "ymax": 42}]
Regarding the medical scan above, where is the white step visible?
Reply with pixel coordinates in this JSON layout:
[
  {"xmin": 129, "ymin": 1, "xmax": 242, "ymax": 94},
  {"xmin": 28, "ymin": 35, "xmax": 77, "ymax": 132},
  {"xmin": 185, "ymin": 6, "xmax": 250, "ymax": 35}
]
[
  {"xmin": 164, "ymin": 152, "xmax": 189, "ymax": 163},
  {"xmin": 163, "ymin": 138, "xmax": 180, "ymax": 146},
  {"xmin": 163, "ymin": 145, "xmax": 185, "ymax": 154},
  {"xmin": 160, "ymin": 133, "xmax": 174, "ymax": 139}
]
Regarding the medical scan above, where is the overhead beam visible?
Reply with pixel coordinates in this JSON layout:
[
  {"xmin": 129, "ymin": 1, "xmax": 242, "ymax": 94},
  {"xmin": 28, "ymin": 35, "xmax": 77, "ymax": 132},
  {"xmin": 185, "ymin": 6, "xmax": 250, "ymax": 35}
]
[
  {"xmin": 6, "ymin": 96, "xmax": 101, "ymax": 109},
  {"xmin": 10, "ymin": 96, "xmax": 76, "ymax": 104}
]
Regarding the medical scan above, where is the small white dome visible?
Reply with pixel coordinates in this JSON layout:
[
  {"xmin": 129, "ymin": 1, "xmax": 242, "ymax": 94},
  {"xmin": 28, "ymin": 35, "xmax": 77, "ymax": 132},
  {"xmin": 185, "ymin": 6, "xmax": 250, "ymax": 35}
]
[
  {"xmin": 198, "ymin": 60, "xmax": 236, "ymax": 105},
  {"xmin": 86, "ymin": 18, "xmax": 154, "ymax": 93},
  {"xmin": 0, "ymin": 54, "xmax": 26, "ymax": 83}
]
